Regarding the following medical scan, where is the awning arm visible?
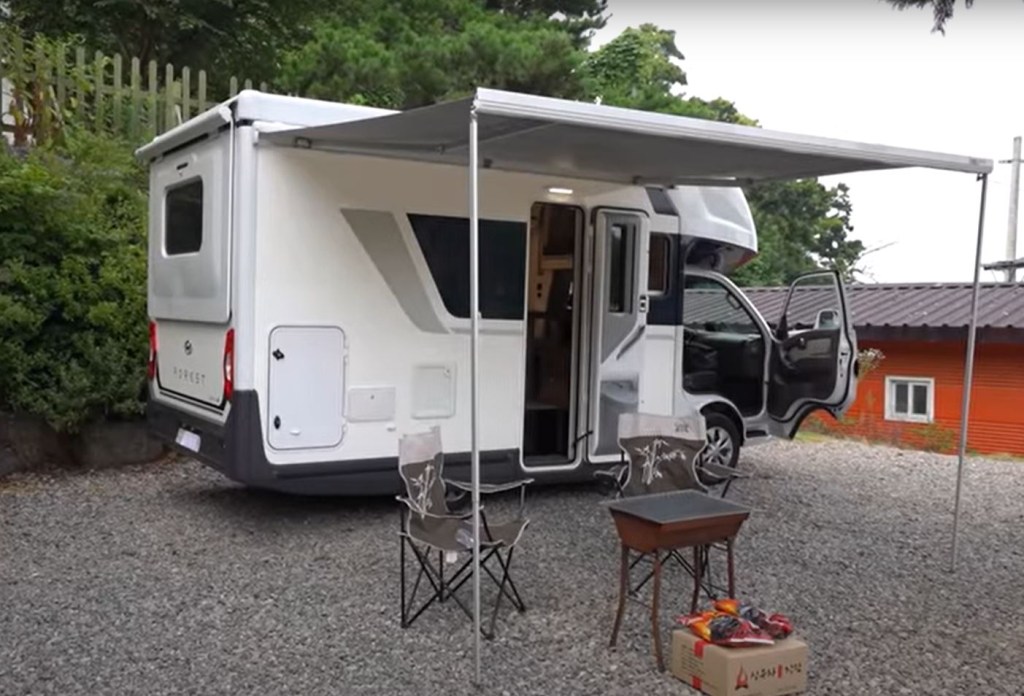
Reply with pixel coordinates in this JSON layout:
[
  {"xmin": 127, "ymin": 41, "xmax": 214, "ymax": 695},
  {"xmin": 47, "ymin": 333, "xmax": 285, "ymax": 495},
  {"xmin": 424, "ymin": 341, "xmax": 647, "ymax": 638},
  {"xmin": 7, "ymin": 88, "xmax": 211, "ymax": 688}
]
[{"xmin": 951, "ymin": 172, "xmax": 989, "ymax": 571}]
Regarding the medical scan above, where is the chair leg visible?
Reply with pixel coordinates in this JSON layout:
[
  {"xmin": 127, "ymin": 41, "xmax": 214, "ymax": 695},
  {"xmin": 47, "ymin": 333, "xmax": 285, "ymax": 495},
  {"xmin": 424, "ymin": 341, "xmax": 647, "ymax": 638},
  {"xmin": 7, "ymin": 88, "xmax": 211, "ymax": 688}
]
[
  {"xmin": 690, "ymin": 545, "xmax": 702, "ymax": 613},
  {"xmin": 474, "ymin": 548, "xmax": 526, "ymax": 614},
  {"xmin": 491, "ymin": 546, "xmax": 526, "ymax": 612},
  {"xmin": 400, "ymin": 531, "xmax": 407, "ymax": 627},
  {"xmin": 631, "ymin": 552, "xmax": 673, "ymax": 596},
  {"xmin": 485, "ymin": 548, "xmax": 516, "ymax": 639},
  {"xmin": 439, "ymin": 550, "xmax": 445, "ymax": 603},
  {"xmin": 402, "ymin": 539, "xmax": 451, "ymax": 628}
]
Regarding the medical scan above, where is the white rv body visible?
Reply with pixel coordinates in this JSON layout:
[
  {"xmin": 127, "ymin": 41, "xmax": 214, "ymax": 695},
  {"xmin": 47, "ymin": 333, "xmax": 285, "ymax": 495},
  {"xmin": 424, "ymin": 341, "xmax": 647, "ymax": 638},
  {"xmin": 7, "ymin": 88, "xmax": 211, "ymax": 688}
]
[{"xmin": 140, "ymin": 91, "xmax": 857, "ymax": 495}]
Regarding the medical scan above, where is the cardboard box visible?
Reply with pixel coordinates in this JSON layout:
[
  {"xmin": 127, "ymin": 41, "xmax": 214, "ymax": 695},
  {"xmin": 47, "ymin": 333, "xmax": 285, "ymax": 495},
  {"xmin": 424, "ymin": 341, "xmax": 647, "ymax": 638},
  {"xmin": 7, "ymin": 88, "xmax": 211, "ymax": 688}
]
[{"xmin": 670, "ymin": 629, "xmax": 808, "ymax": 696}]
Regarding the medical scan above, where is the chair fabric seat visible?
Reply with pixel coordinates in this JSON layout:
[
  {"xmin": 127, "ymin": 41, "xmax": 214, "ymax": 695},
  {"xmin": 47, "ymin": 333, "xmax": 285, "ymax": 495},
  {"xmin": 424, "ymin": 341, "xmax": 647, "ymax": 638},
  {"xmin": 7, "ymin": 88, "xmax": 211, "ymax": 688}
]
[{"xmin": 398, "ymin": 425, "xmax": 532, "ymax": 639}]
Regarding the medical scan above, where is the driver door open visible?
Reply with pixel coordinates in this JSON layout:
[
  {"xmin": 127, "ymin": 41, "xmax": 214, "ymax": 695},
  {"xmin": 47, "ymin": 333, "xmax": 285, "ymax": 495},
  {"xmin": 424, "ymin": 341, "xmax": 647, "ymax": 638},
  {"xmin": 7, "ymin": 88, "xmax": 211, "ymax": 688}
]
[{"xmin": 766, "ymin": 270, "xmax": 857, "ymax": 438}]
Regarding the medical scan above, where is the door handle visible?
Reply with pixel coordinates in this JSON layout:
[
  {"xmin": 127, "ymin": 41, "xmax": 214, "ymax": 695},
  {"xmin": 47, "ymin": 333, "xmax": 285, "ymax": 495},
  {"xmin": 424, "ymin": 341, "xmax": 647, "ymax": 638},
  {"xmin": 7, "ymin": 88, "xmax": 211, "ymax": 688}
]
[{"xmin": 616, "ymin": 324, "xmax": 646, "ymax": 359}]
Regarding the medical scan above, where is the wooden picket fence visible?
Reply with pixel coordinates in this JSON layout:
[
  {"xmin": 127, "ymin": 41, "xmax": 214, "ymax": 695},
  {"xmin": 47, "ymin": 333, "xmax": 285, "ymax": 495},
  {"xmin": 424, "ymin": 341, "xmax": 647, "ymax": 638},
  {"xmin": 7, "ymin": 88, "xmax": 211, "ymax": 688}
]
[{"xmin": 1, "ymin": 31, "xmax": 271, "ymax": 146}]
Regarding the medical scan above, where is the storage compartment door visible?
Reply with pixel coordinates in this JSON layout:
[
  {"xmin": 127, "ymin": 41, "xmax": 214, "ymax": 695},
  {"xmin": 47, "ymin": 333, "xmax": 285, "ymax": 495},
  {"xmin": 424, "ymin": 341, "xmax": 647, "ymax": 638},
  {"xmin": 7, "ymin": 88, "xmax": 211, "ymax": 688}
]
[{"xmin": 268, "ymin": 326, "xmax": 346, "ymax": 451}]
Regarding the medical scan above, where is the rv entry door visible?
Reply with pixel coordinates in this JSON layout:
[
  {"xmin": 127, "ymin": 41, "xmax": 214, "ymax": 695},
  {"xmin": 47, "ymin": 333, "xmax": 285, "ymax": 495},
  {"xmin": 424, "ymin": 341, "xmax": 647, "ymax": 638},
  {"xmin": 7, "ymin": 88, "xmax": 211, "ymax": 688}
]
[
  {"xmin": 765, "ymin": 270, "xmax": 857, "ymax": 439},
  {"xmin": 586, "ymin": 210, "xmax": 650, "ymax": 462}
]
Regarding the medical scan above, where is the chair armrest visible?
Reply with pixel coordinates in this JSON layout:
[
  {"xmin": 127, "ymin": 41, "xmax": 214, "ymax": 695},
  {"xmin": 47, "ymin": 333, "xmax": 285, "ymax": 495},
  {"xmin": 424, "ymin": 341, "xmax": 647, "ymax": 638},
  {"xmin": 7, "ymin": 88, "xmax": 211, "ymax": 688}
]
[
  {"xmin": 593, "ymin": 465, "xmax": 626, "ymax": 480},
  {"xmin": 700, "ymin": 463, "xmax": 750, "ymax": 480},
  {"xmin": 395, "ymin": 495, "xmax": 479, "ymax": 520},
  {"xmin": 594, "ymin": 464, "xmax": 627, "ymax": 486},
  {"xmin": 443, "ymin": 477, "xmax": 534, "ymax": 495}
]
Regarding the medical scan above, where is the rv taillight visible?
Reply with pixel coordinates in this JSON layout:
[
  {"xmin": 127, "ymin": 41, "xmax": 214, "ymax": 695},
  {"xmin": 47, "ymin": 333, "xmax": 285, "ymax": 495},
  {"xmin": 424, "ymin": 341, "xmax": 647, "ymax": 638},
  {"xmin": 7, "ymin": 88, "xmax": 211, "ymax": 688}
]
[
  {"xmin": 147, "ymin": 321, "xmax": 158, "ymax": 380},
  {"xmin": 223, "ymin": 328, "xmax": 235, "ymax": 402}
]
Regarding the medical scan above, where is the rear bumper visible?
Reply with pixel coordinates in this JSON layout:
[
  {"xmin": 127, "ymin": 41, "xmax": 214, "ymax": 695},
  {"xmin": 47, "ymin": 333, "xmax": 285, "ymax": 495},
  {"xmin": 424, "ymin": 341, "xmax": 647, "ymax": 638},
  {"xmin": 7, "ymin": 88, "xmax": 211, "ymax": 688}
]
[
  {"xmin": 147, "ymin": 399, "xmax": 231, "ymax": 474},
  {"xmin": 146, "ymin": 390, "xmax": 521, "ymax": 496}
]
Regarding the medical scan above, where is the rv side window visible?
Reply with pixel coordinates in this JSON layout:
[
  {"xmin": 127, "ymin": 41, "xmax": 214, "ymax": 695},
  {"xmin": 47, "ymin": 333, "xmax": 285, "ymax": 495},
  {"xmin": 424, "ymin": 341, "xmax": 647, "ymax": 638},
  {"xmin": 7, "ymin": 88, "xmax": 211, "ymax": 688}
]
[
  {"xmin": 409, "ymin": 214, "xmax": 526, "ymax": 321},
  {"xmin": 164, "ymin": 179, "xmax": 204, "ymax": 256},
  {"xmin": 648, "ymin": 233, "xmax": 671, "ymax": 296},
  {"xmin": 682, "ymin": 276, "xmax": 759, "ymax": 335},
  {"xmin": 608, "ymin": 223, "xmax": 635, "ymax": 313}
]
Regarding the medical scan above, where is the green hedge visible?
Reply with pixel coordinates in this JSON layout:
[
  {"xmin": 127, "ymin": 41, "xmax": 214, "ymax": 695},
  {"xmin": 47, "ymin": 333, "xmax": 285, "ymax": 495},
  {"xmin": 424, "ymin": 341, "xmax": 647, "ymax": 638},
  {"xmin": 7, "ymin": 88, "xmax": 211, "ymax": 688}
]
[{"xmin": 0, "ymin": 131, "xmax": 149, "ymax": 433}]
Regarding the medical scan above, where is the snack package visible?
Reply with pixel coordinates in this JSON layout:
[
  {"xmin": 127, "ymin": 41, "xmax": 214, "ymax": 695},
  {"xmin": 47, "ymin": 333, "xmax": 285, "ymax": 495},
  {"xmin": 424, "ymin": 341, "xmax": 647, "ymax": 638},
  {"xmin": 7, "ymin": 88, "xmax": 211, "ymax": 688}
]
[
  {"xmin": 713, "ymin": 598, "xmax": 794, "ymax": 639},
  {"xmin": 677, "ymin": 611, "xmax": 775, "ymax": 648}
]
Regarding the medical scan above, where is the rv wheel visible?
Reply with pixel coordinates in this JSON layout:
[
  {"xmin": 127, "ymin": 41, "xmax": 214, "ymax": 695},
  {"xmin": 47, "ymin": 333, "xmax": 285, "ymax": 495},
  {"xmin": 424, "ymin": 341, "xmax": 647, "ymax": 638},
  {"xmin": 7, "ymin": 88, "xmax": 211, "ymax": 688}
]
[
  {"xmin": 445, "ymin": 487, "xmax": 470, "ymax": 511},
  {"xmin": 697, "ymin": 412, "xmax": 740, "ymax": 486}
]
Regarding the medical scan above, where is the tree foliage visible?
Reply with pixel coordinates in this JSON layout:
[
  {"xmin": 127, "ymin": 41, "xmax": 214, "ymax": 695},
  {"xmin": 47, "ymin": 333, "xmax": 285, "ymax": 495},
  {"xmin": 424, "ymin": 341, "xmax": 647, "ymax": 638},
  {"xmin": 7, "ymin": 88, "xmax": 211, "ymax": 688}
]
[
  {"xmin": 580, "ymin": 24, "xmax": 863, "ymax": 285},
  {"xmin": 276, "ymin": 0, "xmax": 587, "ymax": 109},
  {"xmin": 3, "ymin": 0, "xmax": 333, "ymax": 87},
  {"xmin": 883, "ymin": 0, "xmax": 1017, "ymax": 33},
  {"xmin": 0, "ymin": 132, "xmax": 149, "ymax": 432},
  {"xmin": 483, "ymin": 0, "xmax": 608, "ymax": 46}
]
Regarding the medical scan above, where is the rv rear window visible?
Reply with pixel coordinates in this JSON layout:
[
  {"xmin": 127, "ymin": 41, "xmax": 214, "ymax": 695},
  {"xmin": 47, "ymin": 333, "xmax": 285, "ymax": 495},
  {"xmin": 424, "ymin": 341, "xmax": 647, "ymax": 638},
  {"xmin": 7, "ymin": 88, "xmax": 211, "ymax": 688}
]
[
  {"xmin": 409, "ymin": 214, "xmax": 527, "ymax": 321},
  {"xmin": 164, "ymin": 179, "xmax": 204, "ymax": 255}
]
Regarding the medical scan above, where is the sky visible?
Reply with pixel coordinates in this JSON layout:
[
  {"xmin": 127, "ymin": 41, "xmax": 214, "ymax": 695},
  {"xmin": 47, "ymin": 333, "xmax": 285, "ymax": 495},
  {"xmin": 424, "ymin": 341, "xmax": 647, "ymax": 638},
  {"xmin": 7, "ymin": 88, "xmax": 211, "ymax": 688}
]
[{"xmin": 592, "ymin": 0, "xmax": 1024, "ymax": 284}]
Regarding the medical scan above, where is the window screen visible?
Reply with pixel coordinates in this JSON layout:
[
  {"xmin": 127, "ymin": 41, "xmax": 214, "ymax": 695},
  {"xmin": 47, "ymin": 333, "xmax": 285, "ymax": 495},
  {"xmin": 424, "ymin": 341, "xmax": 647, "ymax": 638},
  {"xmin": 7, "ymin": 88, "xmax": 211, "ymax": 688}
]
[
  {"xmin": 165, "ymin": 179, "xmax": 204, "ymax": 255},
  {"xmin": 409, "ymin": 214, "xmax": 527, "ymax": 320}
]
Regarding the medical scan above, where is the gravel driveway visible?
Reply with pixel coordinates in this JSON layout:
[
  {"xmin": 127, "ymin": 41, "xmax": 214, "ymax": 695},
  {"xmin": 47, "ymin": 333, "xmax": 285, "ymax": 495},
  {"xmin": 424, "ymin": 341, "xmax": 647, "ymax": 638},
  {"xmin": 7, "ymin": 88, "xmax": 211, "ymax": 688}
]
[{"xmin": 2, "ymin": 438, "xmax": 1022, "ymax": 695}]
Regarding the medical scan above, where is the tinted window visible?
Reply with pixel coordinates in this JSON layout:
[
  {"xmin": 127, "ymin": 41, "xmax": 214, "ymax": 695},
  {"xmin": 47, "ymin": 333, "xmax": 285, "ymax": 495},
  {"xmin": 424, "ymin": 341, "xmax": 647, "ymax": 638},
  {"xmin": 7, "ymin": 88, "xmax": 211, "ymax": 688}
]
[
  {"xmin": 165, "ymin": 179, "xmax": 204, "ymax": 255},
  {"xmin": 608, "ymin": 222, "xmax": 635, "ymax": 314},
  {"xmin": 648, "ymin": 233, "xmax": 671, "ymax": 295},
  {"xmin": 409, "ymin": 214, "xmax": 527, "ymax": 320},
  {"xmin": 683, "ymin": 276, "xmax": 759, "ymax": 335}
]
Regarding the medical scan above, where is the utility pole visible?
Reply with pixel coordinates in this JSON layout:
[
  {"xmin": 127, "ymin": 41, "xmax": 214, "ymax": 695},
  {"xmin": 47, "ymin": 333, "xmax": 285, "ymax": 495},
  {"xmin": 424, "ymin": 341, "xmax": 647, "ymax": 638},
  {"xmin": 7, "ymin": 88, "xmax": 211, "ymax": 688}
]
[{"xmin": 1005, "ymin": 136, "xmax": 1021, "ymax": 282}]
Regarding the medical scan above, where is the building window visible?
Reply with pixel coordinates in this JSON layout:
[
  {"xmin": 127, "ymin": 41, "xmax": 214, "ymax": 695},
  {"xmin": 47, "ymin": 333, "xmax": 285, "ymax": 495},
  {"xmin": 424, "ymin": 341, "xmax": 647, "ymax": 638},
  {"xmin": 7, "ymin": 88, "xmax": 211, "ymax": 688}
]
[
  {"xmin": 164, "ymin": 178, "xmax": 204, "ymax": 255},
  {"xmin": 648, "ymin": 233, "xmax": 671, "ymax": 296},
  {"xmin": 884, "ymin": 376, "xmax": 934, "ymax": 423},
  {"xmin": 408, "ymin": 213, "xmax": 527, "ymax": 321}
]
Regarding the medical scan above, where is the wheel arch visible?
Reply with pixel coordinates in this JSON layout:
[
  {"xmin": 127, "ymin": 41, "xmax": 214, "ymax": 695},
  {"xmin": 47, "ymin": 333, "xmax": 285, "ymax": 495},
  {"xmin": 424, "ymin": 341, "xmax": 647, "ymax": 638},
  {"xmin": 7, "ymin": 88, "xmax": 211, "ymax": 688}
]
[{"xmin": 699, "ymin": 401, "xmax": 746, "ymax": 446}]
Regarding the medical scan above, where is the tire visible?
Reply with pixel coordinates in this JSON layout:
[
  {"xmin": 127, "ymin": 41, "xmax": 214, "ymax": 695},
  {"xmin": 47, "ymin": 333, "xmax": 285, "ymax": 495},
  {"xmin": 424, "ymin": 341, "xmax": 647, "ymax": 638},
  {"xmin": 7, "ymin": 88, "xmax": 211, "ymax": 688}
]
[
  {"xmin": 697, "ymin": 411, "xmax": 741, "ymax": 487},
  {"xmin": 445, "ymin": 487, "xmax": 470, "ymax": 511}
]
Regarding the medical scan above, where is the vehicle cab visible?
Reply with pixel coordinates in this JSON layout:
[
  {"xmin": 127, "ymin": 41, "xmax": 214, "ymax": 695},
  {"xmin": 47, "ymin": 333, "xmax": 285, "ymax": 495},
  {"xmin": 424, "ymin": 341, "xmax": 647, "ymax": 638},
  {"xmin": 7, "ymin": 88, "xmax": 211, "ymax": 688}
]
[{"xmin": 678, "ymin": 264, "xmax": 858, "ymax": 473}]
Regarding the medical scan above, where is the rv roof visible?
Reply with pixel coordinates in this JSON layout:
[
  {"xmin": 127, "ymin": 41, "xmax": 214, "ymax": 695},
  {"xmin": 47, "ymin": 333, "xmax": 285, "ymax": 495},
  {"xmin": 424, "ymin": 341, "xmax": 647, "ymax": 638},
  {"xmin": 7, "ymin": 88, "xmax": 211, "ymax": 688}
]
[
  {"xmin": 260, "ymin": 87, "xmax": 992, "ymax": 185},
  {"xmin": 135, "ymin": 90, "xmax": 395, "ymax": 161}
]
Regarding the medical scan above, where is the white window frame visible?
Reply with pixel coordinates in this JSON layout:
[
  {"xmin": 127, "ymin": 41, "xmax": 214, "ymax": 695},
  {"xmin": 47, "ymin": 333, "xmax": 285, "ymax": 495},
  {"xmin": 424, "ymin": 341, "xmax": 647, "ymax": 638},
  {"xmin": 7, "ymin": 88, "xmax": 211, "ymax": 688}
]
[{"xmin": 884, "ymin": 376, "xmax": 935, "ymax": 424}]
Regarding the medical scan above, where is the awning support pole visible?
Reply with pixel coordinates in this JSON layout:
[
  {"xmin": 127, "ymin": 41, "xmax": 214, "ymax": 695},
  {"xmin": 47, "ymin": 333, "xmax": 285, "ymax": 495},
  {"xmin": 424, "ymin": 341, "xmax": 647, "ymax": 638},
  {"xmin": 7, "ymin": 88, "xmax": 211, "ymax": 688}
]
[
  {"xmin": 951, "ymin": 172, "xmax": 989, "ymax": 571},
  {"xmin": 468, "ymin": 105, "xmax": 482, "ymax": 684}
]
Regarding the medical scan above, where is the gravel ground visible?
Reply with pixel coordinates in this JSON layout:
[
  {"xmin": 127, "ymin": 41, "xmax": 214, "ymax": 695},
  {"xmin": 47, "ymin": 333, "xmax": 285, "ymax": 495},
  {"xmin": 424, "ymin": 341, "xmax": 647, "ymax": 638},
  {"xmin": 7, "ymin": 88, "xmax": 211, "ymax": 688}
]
[{"xmin": 2, "ymin": 438, "xmax": 1023, "ymax": 695}]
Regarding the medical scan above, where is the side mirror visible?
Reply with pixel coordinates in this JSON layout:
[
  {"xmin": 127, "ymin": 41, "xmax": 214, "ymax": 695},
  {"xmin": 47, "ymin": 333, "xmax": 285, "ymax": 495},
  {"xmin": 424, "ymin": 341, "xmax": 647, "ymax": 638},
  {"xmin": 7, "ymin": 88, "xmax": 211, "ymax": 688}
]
[{"xmin": 815, "ymin": 309, "xmax": 839, "ymax": 330}]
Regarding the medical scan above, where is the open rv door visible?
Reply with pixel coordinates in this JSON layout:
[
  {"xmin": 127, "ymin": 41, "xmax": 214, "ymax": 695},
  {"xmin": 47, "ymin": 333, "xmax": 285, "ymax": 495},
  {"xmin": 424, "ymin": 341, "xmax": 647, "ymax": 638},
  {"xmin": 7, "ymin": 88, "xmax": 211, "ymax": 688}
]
[
  {"xmin": 765, "ymin": 270, "xmax": 857, "ymax": 439},
  {"xmin": 587, "ymin": 210, "xmax": 650, "ymax": 461}
]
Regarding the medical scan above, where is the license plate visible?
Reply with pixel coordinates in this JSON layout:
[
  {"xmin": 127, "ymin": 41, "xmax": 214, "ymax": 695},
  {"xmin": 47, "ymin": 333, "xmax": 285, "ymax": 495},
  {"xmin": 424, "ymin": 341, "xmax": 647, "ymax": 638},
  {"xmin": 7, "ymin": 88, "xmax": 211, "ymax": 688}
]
[{"xmin": 175, "ymin": 428, "xmax": 201, "ymax": 453}]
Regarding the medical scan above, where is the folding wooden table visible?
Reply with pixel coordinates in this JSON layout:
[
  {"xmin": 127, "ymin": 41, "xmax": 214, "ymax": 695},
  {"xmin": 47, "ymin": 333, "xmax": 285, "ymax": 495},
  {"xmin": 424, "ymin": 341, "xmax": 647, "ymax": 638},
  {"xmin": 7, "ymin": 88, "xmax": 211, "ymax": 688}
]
[{"xmin": 606, "ymin": 489, "xmax": 752, "ymax": 671}]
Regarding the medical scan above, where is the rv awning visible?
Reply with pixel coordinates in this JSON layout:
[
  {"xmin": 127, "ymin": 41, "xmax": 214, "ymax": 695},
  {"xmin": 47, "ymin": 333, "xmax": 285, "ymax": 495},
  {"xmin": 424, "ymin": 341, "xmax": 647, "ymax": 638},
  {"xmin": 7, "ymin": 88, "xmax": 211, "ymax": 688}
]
[{"xmin": 263, "ymin": 88, "xmax": 992, "ymax": 185}]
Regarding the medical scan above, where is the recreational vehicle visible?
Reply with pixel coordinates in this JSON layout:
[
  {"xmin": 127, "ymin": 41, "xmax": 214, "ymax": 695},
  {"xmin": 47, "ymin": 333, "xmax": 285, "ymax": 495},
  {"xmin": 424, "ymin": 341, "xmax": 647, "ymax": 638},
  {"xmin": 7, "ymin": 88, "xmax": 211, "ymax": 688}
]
[{"xmin": 138, "ymin": 91, "xmax": 857, "ymax": 495}]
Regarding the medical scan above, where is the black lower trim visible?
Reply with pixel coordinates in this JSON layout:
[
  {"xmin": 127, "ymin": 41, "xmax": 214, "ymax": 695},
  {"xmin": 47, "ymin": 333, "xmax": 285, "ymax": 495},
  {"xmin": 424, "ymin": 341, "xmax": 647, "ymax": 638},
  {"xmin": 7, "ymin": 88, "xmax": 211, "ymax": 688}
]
[{"xmin": 147, "ymin": 390, "xmax": 525, "ymax": 496}]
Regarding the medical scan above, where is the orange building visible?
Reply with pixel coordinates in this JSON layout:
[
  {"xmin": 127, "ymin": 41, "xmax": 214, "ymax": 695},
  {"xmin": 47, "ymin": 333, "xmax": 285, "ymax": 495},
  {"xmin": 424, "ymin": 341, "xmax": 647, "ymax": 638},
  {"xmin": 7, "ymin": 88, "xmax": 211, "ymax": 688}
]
[{"xmin": 745, "ymin": 283, "xmax": 1024, "ymax": 457}]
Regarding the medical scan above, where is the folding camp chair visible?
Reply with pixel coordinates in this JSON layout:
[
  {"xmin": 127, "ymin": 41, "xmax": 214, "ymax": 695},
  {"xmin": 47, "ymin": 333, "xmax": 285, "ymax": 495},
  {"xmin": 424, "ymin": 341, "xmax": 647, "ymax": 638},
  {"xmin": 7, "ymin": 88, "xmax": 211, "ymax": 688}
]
[
  {"xmin": 397, "ymin": 426, "xmax": 533, "ymax": 639},
  {"xmin": 595, "ymin": 411, "xmax": 748, "ymax": 601}
]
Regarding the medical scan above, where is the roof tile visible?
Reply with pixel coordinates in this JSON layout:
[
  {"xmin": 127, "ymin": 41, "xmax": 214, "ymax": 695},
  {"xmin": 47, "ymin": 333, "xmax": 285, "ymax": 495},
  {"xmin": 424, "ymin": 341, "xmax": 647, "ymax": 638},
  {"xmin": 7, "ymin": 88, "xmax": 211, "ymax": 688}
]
[{"xmin": 741, "ymin": 282, "xmax": 1024, "ymax": 330}]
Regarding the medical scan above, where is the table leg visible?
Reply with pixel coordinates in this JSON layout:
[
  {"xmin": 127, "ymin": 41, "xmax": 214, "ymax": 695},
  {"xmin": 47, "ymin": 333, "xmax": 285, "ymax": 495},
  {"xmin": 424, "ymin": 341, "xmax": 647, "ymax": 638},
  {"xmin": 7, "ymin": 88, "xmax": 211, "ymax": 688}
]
[
  {"xmin": 727, "ymin": 537, "xmax": 736, "ymax": 598},
  {"xmin": 610, "ymin": 542, "xmax": 628, "ymax": 648},
  {"xmin": 652, "ymin": 548, "xmax": 664, "ymax": 672},
  {"xmin": 690, "ymin": 545, "xmax": 703, "ymax": 613}
]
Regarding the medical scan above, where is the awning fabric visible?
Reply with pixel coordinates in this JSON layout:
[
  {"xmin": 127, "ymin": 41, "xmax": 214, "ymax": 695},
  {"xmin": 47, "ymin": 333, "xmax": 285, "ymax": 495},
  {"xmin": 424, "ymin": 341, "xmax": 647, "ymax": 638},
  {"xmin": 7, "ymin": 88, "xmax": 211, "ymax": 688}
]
[{"xmin": 263, "ymin": 88, "xmax": 992, "ymax": 185}]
